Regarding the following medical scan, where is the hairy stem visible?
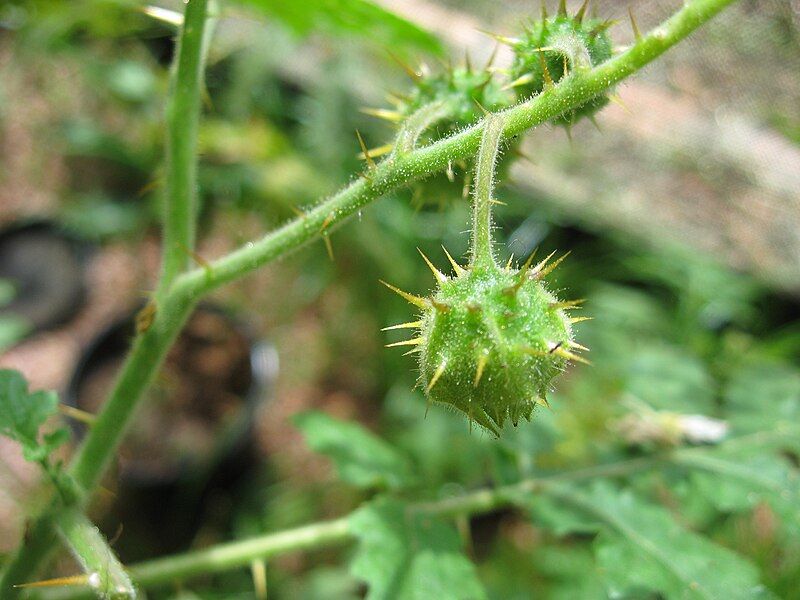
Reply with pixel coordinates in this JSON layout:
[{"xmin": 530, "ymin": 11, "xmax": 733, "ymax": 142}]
[
  {"xmin": 391, "ymin": 100, "xmax": 451, "ymax": 156},
  {"xmin": 55, "ymin": 509, "xmax": 136, "ymax": 599},
  {"xmin": 159, "ymin": 0, "xmax": 211, "ymax": 291},
  {"xmin": 46, "ymin": 457, "xmax": 656, "ymax": 595},
  {"xmin": 0, "ymin": 0, "xmax": 737, "ymax": 594},
  {"xmin": 170, "ymin": 0, "xmax": 737, "ymax": 303},
  {"xmin": 47, "ymin": 426, "xmax": 800, "ymax": 597},
  {"xmin": 470, "ymin": 114, "xmax": 504, "ymax": 268},
  {"xmin": 0, "ymin": 0, "xmax": 209, "ymax": 594}
]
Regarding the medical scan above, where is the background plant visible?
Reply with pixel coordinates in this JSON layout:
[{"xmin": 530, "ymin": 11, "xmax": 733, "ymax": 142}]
[{"xmin": 1, "ymin": 0, "xmax": 799, "ymax": 598}]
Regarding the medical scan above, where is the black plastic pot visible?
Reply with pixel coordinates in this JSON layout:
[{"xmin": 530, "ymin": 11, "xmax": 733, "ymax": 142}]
[
  {"xmin": 65, "ymin": 304, "xmax": 277, "ymax": 560},
  {"xmin": 0, "ymin": 220, "xmax": 89, "ymax": 334}
]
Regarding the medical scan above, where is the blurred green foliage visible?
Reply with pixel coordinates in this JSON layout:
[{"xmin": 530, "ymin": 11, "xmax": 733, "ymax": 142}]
[{"xmin": 1, "ymin": 0, "xmax": 798, "ymax": 598}]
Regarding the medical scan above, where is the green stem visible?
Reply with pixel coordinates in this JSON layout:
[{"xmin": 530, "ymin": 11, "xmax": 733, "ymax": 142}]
[
  {"xmin": 159, "ymin": 0, "xmax": 210, "ymax": 292},
  {"xmin": 45, "ymin": 426, "xmax": 800, "ymax": 597},
  {"xmin": 0, "ymin": 0, "xmax": 737, "ymax": 594},
  {"xmin": 391, "ymin": 100, "xmax": 451, "ymax": 157},
  {"xmin": 55, "ymin": 509, "xmax": 135, "ymax": 599},
  {"xmin": 47, "ymin": 457, "xmax": 657, "ymax": 595},
  {"xmin": 0, "ymin": 0, "xmax": 210, "ymax": 594},
  {"xmin": 469, "ymin": 114, "xmax": 504, "ymax": 268},
  {"xmin": 170, "ymin": 0, "xmax": 737, "ymax": 303}
]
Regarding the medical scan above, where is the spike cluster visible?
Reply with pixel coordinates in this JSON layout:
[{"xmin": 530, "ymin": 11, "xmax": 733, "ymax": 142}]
[
  {"xmin": 382, "ymin": 115, "xmax": 588, "ymax": 436},
  {"xmin": 503, "ymin": 1, "xmax": 613, "ymax": 126},
  {"xmin": 396, "ymin": 65, "xmax": 511, "ymax": 135}
]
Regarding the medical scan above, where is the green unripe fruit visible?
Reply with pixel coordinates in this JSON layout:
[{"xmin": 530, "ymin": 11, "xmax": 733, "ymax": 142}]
[
  {"xmin": 508, "ymin": 6, "xmax": 613, "ymax": 125},
  {"xmin": 399, "ymin": 66, "xmax": 512, "ymax": 134},
  {"xmin": 423, "ymin": 254, "xmax": 578, "ymax": 435},
  {"xmin": 383, "ymin": 115, "xmax": 587, "ymax": 435}
]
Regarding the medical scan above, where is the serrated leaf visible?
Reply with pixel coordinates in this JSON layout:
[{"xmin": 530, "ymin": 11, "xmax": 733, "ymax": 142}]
[
  {"xmin": 535, "ymin": 482, "xmax": 772, "ymax": 599},
  {"xmin": 0, "ymin": 369, "xmax": 66, "ymax": 463},
  {"xmin": 235, "ymin": 0, "xmax": 442, "ymax": 56},
  {"xmin": 349, "ymin": 497, "xmax": 486, "ymax": 600},
  {"xmin": 295, "ymin": 411, "xmax": 415, "ymax": 490}
]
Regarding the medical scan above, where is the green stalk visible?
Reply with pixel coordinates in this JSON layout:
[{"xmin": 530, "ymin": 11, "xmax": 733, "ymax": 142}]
[
  {"xmin": 46, "ymin": 457, "xmax": 657, "ymax": 595},
  {"xmin": 391, "ymin": 100, "xmax": 451, "ymax": 156},
  {"xmin": 0, "ymin": 0, "xmax": 209, "ymax": 594},
  {"xmin": 170, "ymin": 0, "xmax": 737, "ymax": 303},
  {"xmin": 159, "ymin": 0, "xmax": 210, "ymax": 291},
  {"xmin": 469, "ymin": 114, "xmax": 504, "ymax": 268},
  {"xmin": 55, "ymin": 509, "xmax": 135, "ymax": 599},
  {"xmin": 44, "ymin": 427, "xmax": 799, "ymax": 596},
  {"xmin": 0, "ymin": 0, "xmax": 737, "ymax": 594}
]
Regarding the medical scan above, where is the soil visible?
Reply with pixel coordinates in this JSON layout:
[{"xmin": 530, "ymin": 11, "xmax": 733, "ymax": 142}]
[{"xmin": 77, "ymin": 309, "xmax": 253, "ymax": 482}]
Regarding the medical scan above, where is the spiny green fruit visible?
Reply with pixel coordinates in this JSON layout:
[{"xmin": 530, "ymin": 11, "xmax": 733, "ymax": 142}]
[
  {"xmin": 363, "ymin": 61, "xmax": 512, "ymax": 137},
  {"xmin": 506, "ymin": 0, "xmax": 613, "ymax": 125},
  {"xmin": 396, "ymin": 65, "xmax": 512, "ymax": 134},
  {"xmin": 382, "ymin": 115, "xmax": 588, "ymax": 435},
  {"xmin": 363, "ymin": 61, "xmax": 514, "ymax": 208}
]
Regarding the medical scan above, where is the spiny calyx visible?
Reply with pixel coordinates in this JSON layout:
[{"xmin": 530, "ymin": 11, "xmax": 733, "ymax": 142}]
[
  {"xmin": 382, "ymin": 115, "xmax": 587, "ymax": 435},
  {"xmin": 505, "ymin": 1, "xmax": 613, "ymax": 125}
]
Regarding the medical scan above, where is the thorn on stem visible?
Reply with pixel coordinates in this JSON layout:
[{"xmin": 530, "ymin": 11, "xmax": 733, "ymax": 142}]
[
  {"xmin": 537, "ymin": 51, "xmax": 555, "ymax": 89},
  {"xmin": 442, "ymin": 245, "xmax": 467, "ymax": 277},
  {"xmin": 575, "ymin": 0, "xmax": 590, "ymax": 23},
  {"xmin": 474, "ymin": 353, "xmax": 488, "ymax": 387},
  {"xmin": 629, "ymin": 8, "xmax": 642, "ymax": 41},
  {"xmin": 360, "ymin": 107, "xmax": 403, "ymax": 122},
  {"xmin": 386, "ymin": 337, "xmax": 425, "ymax": 348},
  {"xmin": 322, "ymin": 234, "xmax": 334, "ymax": 261},
  {"xmin": 534, "ymin": 251, "xmax": 570, "ymax": 279},
  {"xmin": 418, "ymin": 248, "xmax": 448, "ymax": 283},
  {"xmin": 355, "ymin": 130, "xmax": 376, "ymax": 169},
  {"xmin": 427, "ymin": 361, "xmax": 447, "ymax": 392},
  {"xmin": 379, "ymin": 280, "xmax": 429, "ymax": 308},
  {"xmin": 382, "ymin": 320, "xmax": 423, "ymax": 331}
]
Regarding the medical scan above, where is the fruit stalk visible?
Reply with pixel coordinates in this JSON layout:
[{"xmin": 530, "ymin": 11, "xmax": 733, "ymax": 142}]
[{"xmin": 470, "ymin": 114, "xmax": 504, "ymax": 268}]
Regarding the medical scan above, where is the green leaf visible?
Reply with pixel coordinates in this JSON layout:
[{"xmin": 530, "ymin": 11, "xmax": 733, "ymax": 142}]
[
  {"xmin": 235, "ymin": 0, "xmax": 442, "ymax": 56},
  {"xmin": 0, "ymin": 315, "xmax": 31, "ymax": 353},
  {"xmin": 683, "ymin": 450, "xmax": 800, "ymax": 538},
  {"xmin": 536, "ymin": 482, "xmax": 771, "ymax": 599},
  {"xmin": 349, "ymin": 497, "xmax": 485, "ymax": 600},
  {"xmin": 626, "ymin": 345, "xmax": 715, "ymax": 414},
  {"xmin": 724, "ymin": 362, "xmax": 800, "ymax": 435},
  {"xmin": 0, "ymin": 369, "xmax": 66, "ymax": 463},
  {"xmin": 294, "ymin": 411, "xmax": 415, "ymax": 490}
]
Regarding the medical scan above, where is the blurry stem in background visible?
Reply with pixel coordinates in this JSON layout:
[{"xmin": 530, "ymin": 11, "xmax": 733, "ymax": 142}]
[
  {"xmin": 159, "ymin": 0, "xmax": 212, "ymax": 292},
  {"xmin": 41, "ymin": 426, "xmax": 799, "ymax": 595},
  {"xmin": 53, "ymin": 509, "xmax": 135, "ymax": 599},
  {"xmin": 0, "ymin": 1, "xmax": 210, "ymax": 596},
  {"xmin": 0, "ymin": 0, "xmax": 738, "ymax": 595}
]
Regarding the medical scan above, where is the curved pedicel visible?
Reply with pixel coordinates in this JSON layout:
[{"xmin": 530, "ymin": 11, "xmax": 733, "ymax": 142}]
[{"xmin": 383, "ymin": 116, "xmax": 587, "ymax": 436}]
